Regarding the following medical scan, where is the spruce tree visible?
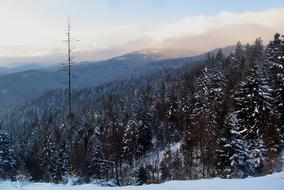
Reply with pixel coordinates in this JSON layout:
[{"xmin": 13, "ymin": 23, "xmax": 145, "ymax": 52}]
[
  {"xmin": 159, "ymin": 146, "xmax": 173, "ymax": 181},
  {"xmin": 136, "ymin": 165, "xmax": 149, "ymax": 185},
  {"xmin": 122, "ymin": 120, "xmax": 136, "ymax": 166},
  {"xmin": 39, "ymin": 133, "xmax": 59, "ymax": 182},
  {"xmin": 225, "ymin": 113, "xmax": 254, "ymax": 178},
  {"xmin": 266, "ymin": 33, "xmax": 284, "ymax": 144},
  {"xmin": 57, "ymin": 138, "xmax": 70, "ymax": 182},
  {"xmin": 0, "ymin": 130, "xmax": 16, "ymax": 180}
]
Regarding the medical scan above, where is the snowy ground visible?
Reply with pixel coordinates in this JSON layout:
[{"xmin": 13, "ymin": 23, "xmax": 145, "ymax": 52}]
[{"xmin": 1, "ymin": 172, "xmax": 283, "ymax": 190}]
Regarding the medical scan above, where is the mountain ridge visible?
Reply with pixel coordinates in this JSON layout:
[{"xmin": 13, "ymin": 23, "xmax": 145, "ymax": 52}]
[{"xmin": 0, "ymin": 46, "xmax": 233, "ymax": 112}]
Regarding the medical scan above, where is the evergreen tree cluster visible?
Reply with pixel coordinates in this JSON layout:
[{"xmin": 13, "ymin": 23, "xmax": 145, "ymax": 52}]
[{"xmin": 0, "ymin": 34, "xmax": 283, "ymax": 185}]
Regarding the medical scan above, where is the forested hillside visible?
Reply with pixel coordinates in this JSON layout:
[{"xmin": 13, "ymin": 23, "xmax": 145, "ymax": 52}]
[
  {"xmin": 0, "ymin": 49, "xmax": 208, "ymax": 112},
  {"xmin": 0, "ymin": 33, "xmax": 283, "ymax": 186}
]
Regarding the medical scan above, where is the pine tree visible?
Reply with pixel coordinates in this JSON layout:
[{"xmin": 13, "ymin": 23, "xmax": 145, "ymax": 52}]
[
  {"xmin": 134, "ymin": 120, "xmax": 152, "ymax": 160},
  {"xmin": 39, "ymin": 132, "xmax": 59, "ymax": 182},
  {"xmin": 159, "ymin": 146, "xmax": 173, "ymax": 181},
  {"xmin": 172, "ymin": 150, "xmax": 182, "ymax": 180},
  {"xmin": 266, "ymin": 33, "xmax": 284, "ymax": 144},
  {"xmin": 230, "ymin": 49, "xmax": 272, "ymax": 176},
  {"xmin": 216, "ymin": 113, "xmax": 234, "ymax": 178},
  {"xmin": 192, "ymin": 69, "xmax": 210, "ymax": 145},
  {"xmin": 235, "ymin": 41, "xmax": 246, "ymax": 71},
  {"xmin": 87, "ymin": 145, "xmax": 105, "ymax": 179},
  {"xmin": 136, "ymin": 165, "xmax": 149, "ymax": 185},
  {"xmin": 57, "ymin": 138, "xmax": 70, "ymax": 182},
  {"xmin": 260, "ymin": 33, "xmax": 284, "ymax": 173},
  {"xmin": 166, "ymin": 92, "xmax": 180, "ymax": 143},
  {"xmin": 225, "ymin": 113, "xmax": 254, "ymax": 178},
  {"xmin": 122, "ymin": 120, "xmax": 136, "ymax": 166},
  {"xmin": 134, "ymin": 94, "xmax": 153, "ymax": 159},
  {"xmin": 181, "ymin": 67, "xmax": 212, "ymax": 178},
  {"xmin": 0, "ymin": 130, "xmax": 16, "ymax": 180},
  {"xmin": 236, "ymin": 69, "xmax": 266, "ymax": 161},
  {"xmin": 181, "ymin": 124, "xmax": 194, "ymax": 179},
  {"xmin": 207, "ymin": 69, "xmax": 225, "ymax": 176},
  {"xmin": 224, "ymin": 42, "xmax": 245, "ymax": 89}
]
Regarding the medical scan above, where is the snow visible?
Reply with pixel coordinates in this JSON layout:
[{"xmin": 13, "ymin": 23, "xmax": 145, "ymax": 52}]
[
  {"xmin": 114, "ymin": 57, "xmax": 128, "ymax": 60},
  {"xmin": 0, "ymin": 172, "xmax": 283, "ymax": 190},
  {"xmin": 282, "ymin": 149, "xmax": 284, "ymax": 171},
  {"xmin": 143, "ymin": 142, "xmax": 181, "ymax": 164}
]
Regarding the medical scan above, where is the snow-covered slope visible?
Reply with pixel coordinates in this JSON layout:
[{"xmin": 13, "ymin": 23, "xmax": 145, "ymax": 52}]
[{"xmin": 0, "ymin": 172, "xmax": 283, "ymax": 190}]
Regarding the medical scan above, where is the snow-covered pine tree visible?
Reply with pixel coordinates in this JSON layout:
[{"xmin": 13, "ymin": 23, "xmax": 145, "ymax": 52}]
[
  {"xmin": 234, "ymin": 41, "xmax": 246, "ymax": 71},
  {"xmin": 266, "ymin": 33, "xmax": 284, "ymax": 144},
  {"xmin": 216, "ymin": 113, "xmax": 234, "ymax": 178},
  {"xmin": 207, "ymin": 68, "xmax": 225, "ymax": 176},
  {"xmin": 259, "ymin": 62, "xmax": 281, "ymax": 173},
  {"xmin": 165, "ymin": 92, "xmax": 180, "ymax": 143},
  {"xmin": 215, "ymin": 49, "xmax": 225, "ymax": 68},
  {"xmin": 159, "ymin": 146, "xmax": 173, "ymax": 181},
  {"xmin": 136, "ymin": 165, "xmax": 149, "ymax": 185},
  {"xmin": 180, "ymin": 78, "xmax": 195, "ymax": 179},
  {"xmin": 57, "ymin": 138, "xmax": 70, "ymax": 182},
  {"xmin": 182, "ymin": 66, "xmax": 212, "ymax": 178},
  {"xmin": 87, "ymin": 145, "xmax": 106, "ymax": 179},
  {"xmin": 0, "ymin": 130, "xmax": 16, "ymax": 180},
  {"xmin": 134, "ymin": 120, "xmax": 152, "ymax": 160},
  {"xmin": 181, "ymin": 123, "xmax": 194, "ymax": 179},
  {"xmin": 232, "ymin": 52, "xmax": 269, "ymax": 177},
  {"xmin": 39, "ymin": 132, "xmax": 59, "ymax": 182},
  {"xmin": 224, "ymin": 113, "xmax": 253, "ymax": 178},
  {"xmin": 122, "ymin": 120, "xmax": 136, "ymax": 166},
  {"xmin": 224, "ymin": 42, "xmax": 246, "ymax": 89},
  {"xmin": 233, "ymin": 69, "xmax": 263, "ymax": 175},
  {"xmin": 135, "ymin": 93, "xmax": 153, "ymax": 159},
  {"xmin": 172, "ymin": 149, "xmax": 182, "ymax": 180}
]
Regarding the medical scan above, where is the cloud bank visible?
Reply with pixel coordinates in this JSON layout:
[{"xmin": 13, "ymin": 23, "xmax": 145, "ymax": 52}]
[
  {"xmin": 0, "ymin": 5, "xmax": 283, "ymax": 65},
  {"xmin": 103, "ymin": 7, "xmax": 284, "ymax": 58}
]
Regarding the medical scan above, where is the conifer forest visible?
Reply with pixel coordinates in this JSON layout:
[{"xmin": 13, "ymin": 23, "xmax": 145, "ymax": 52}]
[{"xmin": 0, "ymin": 33, "xmax": 283, "ymax": 186}]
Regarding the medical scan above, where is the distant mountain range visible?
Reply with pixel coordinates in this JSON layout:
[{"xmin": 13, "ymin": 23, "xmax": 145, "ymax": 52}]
[
  {"xmin": 0, "ymin": 63, "xmax": 52, "ymax": 75},
  {"xmin": 0, "ymin": 46, "xmax": 233, "ymax": 112}
]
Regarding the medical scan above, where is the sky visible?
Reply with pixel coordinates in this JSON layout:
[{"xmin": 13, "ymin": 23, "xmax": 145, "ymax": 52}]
[{"xmin": 0, "ymin": 0, "xmax": 283, "ymax": 66}]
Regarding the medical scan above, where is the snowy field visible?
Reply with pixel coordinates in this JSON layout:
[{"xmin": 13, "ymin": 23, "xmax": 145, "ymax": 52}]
[{"xmin": 1, "ymin": 172, "xmax": 283, "ymax": 190}]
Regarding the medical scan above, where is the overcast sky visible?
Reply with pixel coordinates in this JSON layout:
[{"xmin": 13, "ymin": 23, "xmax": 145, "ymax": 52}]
[{"xmin": 0, "ymin": 0, "xmax": 283, "ymax": 66}]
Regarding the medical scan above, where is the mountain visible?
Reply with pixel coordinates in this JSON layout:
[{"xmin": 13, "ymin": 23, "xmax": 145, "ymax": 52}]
[
  {"xmin": 0, "ymin": 46, "xmax": 233, "ymax": 112},
  {"xmin": 0, "ymin": 51, "xmax": 161, "ymax": 112},
  {"xmin": 113, "ymin": 49, "xmax": 170, "ymax": 62},
  {"xmin": 0, "ymin": 63, "xmax": 52, "ymax": 75}
]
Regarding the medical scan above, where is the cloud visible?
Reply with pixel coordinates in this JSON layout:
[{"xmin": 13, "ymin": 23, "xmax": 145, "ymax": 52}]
[
  {"xmin": 71, "ymin": 6, "xmax": 284, "ymax": 60},
  {"xmin": 0, "ymin": 6, "xmax": 283, "ymax": 65},
  {"xmin": 158, "ymin": 23, "xmax": 279, "ymax": 54}
]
